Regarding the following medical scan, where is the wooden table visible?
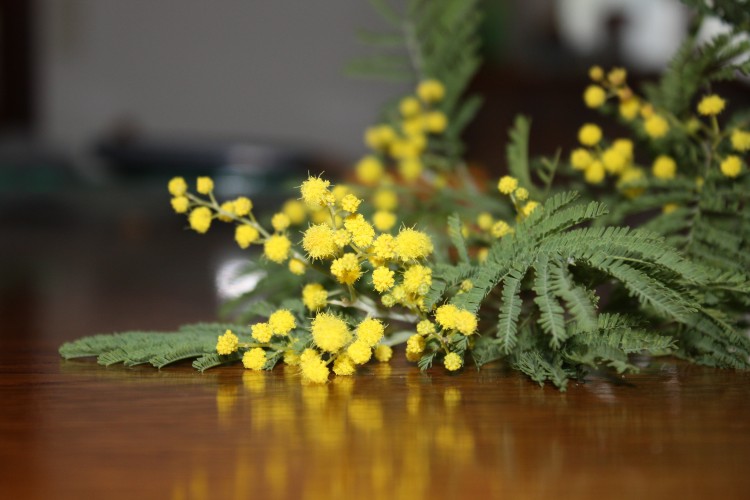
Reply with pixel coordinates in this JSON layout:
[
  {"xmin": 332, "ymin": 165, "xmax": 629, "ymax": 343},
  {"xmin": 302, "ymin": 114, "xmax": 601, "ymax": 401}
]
[{"xmin": 2, "ymin": 190, "xmax": 750, "ymax": 499}]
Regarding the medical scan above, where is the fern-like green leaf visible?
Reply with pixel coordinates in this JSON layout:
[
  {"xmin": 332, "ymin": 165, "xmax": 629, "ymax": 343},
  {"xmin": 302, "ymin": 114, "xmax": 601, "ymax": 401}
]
[
  {"xmin": 496, "ymin": 268, "xmax": 524, "ymax": 353},
  {"xmin": 532, "ymin": 255, "xmax": 568, "ymax": 348}
]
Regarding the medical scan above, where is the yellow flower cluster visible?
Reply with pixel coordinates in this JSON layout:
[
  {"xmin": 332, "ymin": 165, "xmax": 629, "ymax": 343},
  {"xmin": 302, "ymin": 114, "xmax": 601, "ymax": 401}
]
[
  {"xmin": 402, "ymin": 303, "xmax": 477, "ymax": 370},
  {"xmin": 586, "ymin": 65, "xmax": 642, "ymax": 120},
  {"xmin": 569, "ymin": 130, "xmax": 644, "ymax": 189},
  {"xmin": 358, "ymin": 79, "xmax": 448, "ymax": 185},
  {"xmin": 495, "ymin": 175, "xmax": 538, "ymax": 221},
  {"xmin": 168, "ymin": 176, "xmax": 316, "ymax": 270},
  {"xmin": 586, "ymin": 65, "xmax": 674, "ymax": 139},
  {"xmin": 216, "ymin": 329, "xmax": 239, "ymax": 355},
  {"xmin": 298, "ymin": 314, "xmax": 389, "ymax": 382}
]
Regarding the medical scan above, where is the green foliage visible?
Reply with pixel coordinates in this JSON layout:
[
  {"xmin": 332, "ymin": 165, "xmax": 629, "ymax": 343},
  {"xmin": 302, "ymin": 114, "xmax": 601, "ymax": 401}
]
[
  {"xmin": 59, "ymin": 323, "xmax": 249, "ymax": 370},
  {"xmin": 348, "ymin": 0, "xmax": 483, "ymax": 161},
  {"xmin": 429, "ymin": 189, "xmax": 750, "ymax": 389},
  {"xmin": 681, "ymin": 0, "xmax": 750, "ymax": 32},
  {"xmin": 59, "ymin": 1, "xmax": 750, "ymax": 392},
  {"xmin": 644, "ymin": 30, "xmax": 750, "ymax": 117}
]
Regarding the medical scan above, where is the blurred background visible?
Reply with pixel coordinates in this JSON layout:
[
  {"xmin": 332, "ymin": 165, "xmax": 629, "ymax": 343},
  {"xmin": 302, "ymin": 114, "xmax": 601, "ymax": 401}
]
[{"xmin": 0, "ymin": 0, "xmax": 742, "ymax": 340}]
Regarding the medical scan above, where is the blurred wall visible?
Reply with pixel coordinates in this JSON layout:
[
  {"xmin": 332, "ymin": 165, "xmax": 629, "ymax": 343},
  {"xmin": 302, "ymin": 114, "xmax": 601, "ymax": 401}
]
[{"xmin": 36, "ymin": 0, "xmax": 405, "ymax": 161}]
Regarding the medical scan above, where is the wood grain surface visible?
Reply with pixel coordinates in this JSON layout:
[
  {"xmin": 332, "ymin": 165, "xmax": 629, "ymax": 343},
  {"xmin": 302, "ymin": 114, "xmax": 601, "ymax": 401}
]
[{"xmin": 2, "ymin": 192, "xmax": 750, "ymax": 499}]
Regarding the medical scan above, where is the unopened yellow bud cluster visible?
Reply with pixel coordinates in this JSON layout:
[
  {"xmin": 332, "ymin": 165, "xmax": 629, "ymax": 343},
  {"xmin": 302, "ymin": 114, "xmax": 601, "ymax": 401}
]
[
  {"xmin": 357, "ymin": 78, "xmax": 448, "ymax": 186},
  {"xmin": 167, "ymin": 176, "xmax": 314, "ymax": 272},
  {"xmin": 497, "ymin": 175, "xmax": 538, "ymax": 219},
  {"xmin": 404, "ymin": 303, "xmax": 479, "ymax": 371}
]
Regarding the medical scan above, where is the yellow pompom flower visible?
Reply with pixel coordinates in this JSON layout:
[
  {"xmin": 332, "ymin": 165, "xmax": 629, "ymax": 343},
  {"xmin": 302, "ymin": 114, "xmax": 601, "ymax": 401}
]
[
  {"xmin": 333, "ymin": 229, "xmax": 351, "ymax": 248},
  {"xmin": 311, "ymin": 312, "xmax": 351, "ymax": 353},
  {"xmin": 578, "ymin": 124, "xmax": 602, "ymax": 146},
  {"xmin": 424, "ymin": 111, "xmax": 448, "ymax": 133},
  {"xmin": 402, "ymin": 116, "xmax": 425, "ymax": 137},
  {"xmin": 263, "ymin": 234, "xmax": 291, "ymax": 263},
  {"xmin": 372, "ymin": 266, "xmax": 395, "ymax": 293},
  {"xmin": 372, "ymin": 211, "xmax": 397, "ymax": 232},
  {"xmin": 271, "ymin": 213, "xmax": 290, "ymax": 232},
  {"xmin": 417, "ymin": 320, "xmax": 436, "ymax": 336},
  {"xmin": 283, "ymin": 350, "xmax": 300, "ymax": 366},
  {"xmin": 269, "ymin": 309, "xmax": 296, "ymax": 335},
  {"xmin": 288, "ymin": 258, "xmax": 306, "ymax": 275},
  {"xmin": 435, "ymin": 304, "xmax": 460, "ymax": 330},
  {"xmin": 330, "ymin": 253, "xmax": 362, "ymax": 285},
  {"xmin": 476, "ymin": 212, "xmax": 493, "ymax": 231},
  {"xmin": 405, "ymin": 334, "xmax": 426, "ymax": 361},
  {"xmin": 417, "ymin": 79, "xmax": 445, "ymax": 102},
  {"xmin": 394, "ymin": 228, "xmax": 434, "ymax": 262},
  {"xmin": 497, "ymin": 175, "xmax": 518, "ymax": 194},
  {"xmin": 697, "ymin": 94, "xmax": 726, "ymax": 116},
  {"xmin": 282, "ymin": 199, "xmax": 306, "ymax": 225},
  {"xmin": 589, "ymin": 65, "xmax": 604, "ymax": 81},
  {"xmin": 355, "ymin": 156, "xmax": 384, "ymax": 185},
  {"xmin": 235, "ymin": 224, "xmax": 259, "ymax": 249},
  {"xmin": 602, "ymin": 147, "xmax": 627, "ymax": 174},
  {"xmin": 720, "ymin": 155, "xmax": 743, "ymax": 178},
  {"xmin": 618, "ymin": 167, "xmax": 645, "ymax": 198},
  {"xmin": 608, "ymin": 67, "xmax": 627, "ymax": 86},
  {"xmin": 302, "ymin": 283, "xmax": 327, "ymax": 311},
  {"xmin": 570, "ymin": 148, "xmax": 594, "ymax": 170},
  {"xmin": 196, "ymin": 176, "xmax": 214, "ymax": 194},
  {"xmin": 168, "ymin": 177, "xmax": 188, "ymax": 197},
  {"xmin": 662, "ymin": 203, "xmax": 679, "ymax": 214},
  {"xmin": 218, "ymin": 201, "xmax": 235, "ymax": 222},
  {"xmin": 233, "ymin": 196, "xmax": 253, "ymax": 216},
  {"xmin": 300, "ymin": 176, "xmax": 334, "ymax": 208},
  {"xmin": 521, "ymin": 201, "xmax": 540, "ymax": 216},
  {"xmin": 454, "ymin": 310, "xmax": 478, "ymax": 335},
  {"xmin": 583, "ymin": 85, "xmax": 607, "ymax": 108},
  {"xmin": 171, "ymin": 196, "xmax": 189, "ymax": 213},
  {"xmin": 216, "ymin": 329, "xmax": 239, "ymax": 355},
  {"xmin": 644, "ymin": 114, "xmax": 669, "ymax": 139},
  {"xmin": 584, "ymin": 161, "xmax": 606, "ymax": 184},
  {"xmin": 374, "ymin": 344, "xmax": 393, "ymax": 362},
  {"xmin": 344, "ymin": 214, "xmax": 375, "ymax": 248},
  {"xmin": 652, "ymin": 155, "xmax": 677, "ymax": 180},
  {"xmin": 514, "ymin": 187, "xmax": 529, "ymax": 201},
  {"xmin": 491, "ymin": 220, "xmax": 512, "ymax": 238},
  {"xmin": 619, "ymin": 98, "xmax": 640, "ymax": 120},
  {"xmin": 399, "ymin": 96, "xmax": 421, "ymax": 117},
  {"xmin": 612, "ymin": 138, "xmax": 634, "ymax": 162},
  {"xmin": 364, "ymin": 125, "xmax": 396, "ymax": 150},
  {"xmin": 333, "ymin": 354, "xmax": 357, "ymax": 376},
  {"xmin": 251, "ymin": 322, "xmax": 273, "ymax": 343},
  {"xmin": 730, "ymin": 129, "xmax": 750, "ymax": 152},
  {"xmin": 189, "ymin": 207, "xmax": 212, "ymax": 233},
  {"xmin": 302, "ymin": 223, "xmax": 337, "ymax": 260},
  {"xmin": 372, "ymin": 234, "xmax": 396, "ymax": 261},
  {"xmin": 402, "ymin": 265, "xmax": 432, "ymax": 296},
  {"xmin": 444, "ymin": 352, "xmax": 462, "ymax": 371},
  {"xmin": 357, "ymin": 318, "xmax": 385, "ymax": 347},
  {"xmin": 300, "ymin": 351, "xmax": 330, "ymax": 384},
  {"xmin": 347, "ymin": 340, "xmax": 372, "ymax": 365},
  {"xmin": 373, "ymin": 189, "xmax": 398, "ymax": 211},
  {"xmin": 399, "ymin": 158, "xmax": 423, "ymax": 182},
  {"xmin": 340, "ymin": 194, "xmax": 361, "ymax": 213},
  {"xmin": 242, "ymin": 348, "xmax": 267, "ymax": 371},
  {"xmin": 477, "ymin": 247, "xmax": 489, "ymax": 263}
]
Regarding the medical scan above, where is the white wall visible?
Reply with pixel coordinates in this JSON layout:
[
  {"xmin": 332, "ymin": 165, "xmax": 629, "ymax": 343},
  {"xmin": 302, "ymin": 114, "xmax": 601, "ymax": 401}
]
[{"xmin": 36, "ymin": 0, "xmax": 408, "ymax": 161}]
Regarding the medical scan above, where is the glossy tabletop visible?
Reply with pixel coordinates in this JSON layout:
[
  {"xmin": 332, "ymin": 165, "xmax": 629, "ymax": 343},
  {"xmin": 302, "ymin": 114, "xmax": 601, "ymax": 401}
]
[{"xmin": 2, "ymin": 187, "xmax": 750, "ymax": 499}]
